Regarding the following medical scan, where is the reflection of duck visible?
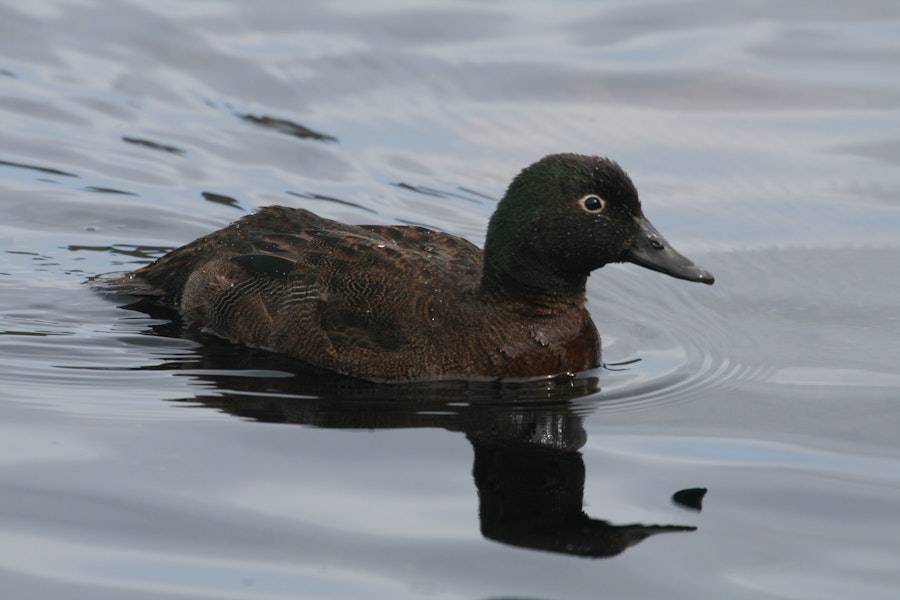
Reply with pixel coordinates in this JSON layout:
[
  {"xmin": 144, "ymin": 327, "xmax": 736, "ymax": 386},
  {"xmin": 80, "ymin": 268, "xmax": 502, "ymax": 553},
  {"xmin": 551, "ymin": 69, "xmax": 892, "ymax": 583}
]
[
  {"xmin": 126, "ymin": 335, "xmax": 701, "ymax": 559},
  {"xmin": 472, "ymin": 438, "xmax": 696, "ymax": 558},
  {"xmin": 114, "ymin": 154, "xmax": 713, "ymax": 381}
]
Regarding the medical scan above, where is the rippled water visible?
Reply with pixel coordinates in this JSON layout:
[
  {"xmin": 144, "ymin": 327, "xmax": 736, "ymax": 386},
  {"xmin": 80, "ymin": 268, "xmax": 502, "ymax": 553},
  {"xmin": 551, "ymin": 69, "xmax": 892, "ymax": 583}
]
[{"xmin": 2, "ymin": 1, "xmax": 900, "ymax": 598}]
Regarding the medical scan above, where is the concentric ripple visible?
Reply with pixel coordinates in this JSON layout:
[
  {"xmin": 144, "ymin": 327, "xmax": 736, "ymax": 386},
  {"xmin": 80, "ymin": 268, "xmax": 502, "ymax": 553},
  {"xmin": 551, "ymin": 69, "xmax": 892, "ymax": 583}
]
[{"xmin": 586, "ymin": 269, "xmax": 772, "ymax": 414}]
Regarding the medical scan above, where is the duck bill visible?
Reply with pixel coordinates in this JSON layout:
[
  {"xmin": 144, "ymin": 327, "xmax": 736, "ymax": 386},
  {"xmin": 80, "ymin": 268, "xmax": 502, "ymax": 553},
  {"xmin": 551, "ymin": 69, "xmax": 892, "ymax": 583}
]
[{"xmin": 624, "ymin": 216, "xmax": 715, "ymax": 285}]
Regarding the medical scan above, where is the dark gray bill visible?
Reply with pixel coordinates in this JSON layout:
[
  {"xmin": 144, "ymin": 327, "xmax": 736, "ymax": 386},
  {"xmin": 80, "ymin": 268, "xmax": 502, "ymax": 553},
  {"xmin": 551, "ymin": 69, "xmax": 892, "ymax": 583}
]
[{"xmin": 624, "ymin": 216, "xmax": 714, "ymax": 285}]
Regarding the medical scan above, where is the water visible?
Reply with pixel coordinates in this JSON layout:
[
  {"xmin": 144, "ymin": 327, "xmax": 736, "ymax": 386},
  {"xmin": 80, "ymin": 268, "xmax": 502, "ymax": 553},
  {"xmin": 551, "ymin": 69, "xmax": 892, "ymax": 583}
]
[{"xmin": 2, "ymin": 1, "xmax": 899, "ymax": 598}]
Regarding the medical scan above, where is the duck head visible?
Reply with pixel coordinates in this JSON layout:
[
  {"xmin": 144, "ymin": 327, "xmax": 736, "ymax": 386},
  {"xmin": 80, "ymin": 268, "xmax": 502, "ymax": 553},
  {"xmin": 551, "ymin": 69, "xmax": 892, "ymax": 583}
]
[{"xmin": 482, "ymin": 153, "xmax": 714, "ymax": 299}]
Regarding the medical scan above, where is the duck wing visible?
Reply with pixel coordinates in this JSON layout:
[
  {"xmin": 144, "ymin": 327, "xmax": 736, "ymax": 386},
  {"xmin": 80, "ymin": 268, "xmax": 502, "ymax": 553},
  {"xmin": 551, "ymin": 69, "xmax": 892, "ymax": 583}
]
[{"xmin": 125, "ymin": 206, "xmax": 484, "ymax": 374}]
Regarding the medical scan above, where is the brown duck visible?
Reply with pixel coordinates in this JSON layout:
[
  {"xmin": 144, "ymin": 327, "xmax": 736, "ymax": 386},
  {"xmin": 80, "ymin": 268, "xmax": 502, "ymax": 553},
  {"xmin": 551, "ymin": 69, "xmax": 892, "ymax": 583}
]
[{"xmin": 118, "ymin": 153, "xmax": 714, "ymax": 381}]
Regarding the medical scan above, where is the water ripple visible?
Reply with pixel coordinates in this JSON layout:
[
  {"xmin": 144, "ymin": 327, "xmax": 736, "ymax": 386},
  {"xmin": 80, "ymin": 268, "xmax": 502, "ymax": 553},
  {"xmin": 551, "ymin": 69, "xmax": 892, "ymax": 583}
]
[{"xmin": 590, "ymin": 270, "xmax": 767, "ymax": 413}]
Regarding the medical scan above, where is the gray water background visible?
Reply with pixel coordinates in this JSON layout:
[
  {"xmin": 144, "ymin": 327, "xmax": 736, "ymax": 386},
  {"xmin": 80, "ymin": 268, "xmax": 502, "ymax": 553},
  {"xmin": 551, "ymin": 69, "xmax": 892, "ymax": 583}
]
[{"xmin": 2, "ymin": 1, "xmax": 899, "ymax": 598}]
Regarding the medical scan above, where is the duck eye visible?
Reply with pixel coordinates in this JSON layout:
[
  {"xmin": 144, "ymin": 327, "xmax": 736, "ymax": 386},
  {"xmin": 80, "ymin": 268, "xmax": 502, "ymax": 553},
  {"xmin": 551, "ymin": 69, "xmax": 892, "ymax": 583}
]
[{"xmin": 579, "ymin": 194, "xmax": 606, "ymax": 214}]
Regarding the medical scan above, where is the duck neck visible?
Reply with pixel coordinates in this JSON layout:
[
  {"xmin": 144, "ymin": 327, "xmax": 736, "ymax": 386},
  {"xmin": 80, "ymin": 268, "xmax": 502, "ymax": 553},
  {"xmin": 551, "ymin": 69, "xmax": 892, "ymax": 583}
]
[{"xmin": 480, "ymin": 266, "xmax": 588, "ymax": 317}]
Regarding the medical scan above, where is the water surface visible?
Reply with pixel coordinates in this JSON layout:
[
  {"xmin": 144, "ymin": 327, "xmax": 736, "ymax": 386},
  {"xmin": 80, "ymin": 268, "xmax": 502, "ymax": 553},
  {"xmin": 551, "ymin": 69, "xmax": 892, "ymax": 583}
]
[{"xmin": 2, "ymin": 1, "xmax": 899, "ymax": 598}]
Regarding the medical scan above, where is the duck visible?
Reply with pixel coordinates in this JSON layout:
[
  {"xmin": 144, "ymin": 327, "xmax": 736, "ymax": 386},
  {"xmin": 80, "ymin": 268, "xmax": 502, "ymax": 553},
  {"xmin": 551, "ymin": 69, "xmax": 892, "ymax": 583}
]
[{"xmin": 117, "ymin": 153, "xmax": 714, "ymax": 382}]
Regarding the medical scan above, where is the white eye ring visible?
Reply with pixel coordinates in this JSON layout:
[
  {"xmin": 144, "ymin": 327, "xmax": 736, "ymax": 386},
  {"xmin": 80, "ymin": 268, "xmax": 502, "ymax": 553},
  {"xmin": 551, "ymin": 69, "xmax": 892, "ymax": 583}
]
[{"xmin": 578, "ymin": 194, "xmax": 606, "ymax": 214}]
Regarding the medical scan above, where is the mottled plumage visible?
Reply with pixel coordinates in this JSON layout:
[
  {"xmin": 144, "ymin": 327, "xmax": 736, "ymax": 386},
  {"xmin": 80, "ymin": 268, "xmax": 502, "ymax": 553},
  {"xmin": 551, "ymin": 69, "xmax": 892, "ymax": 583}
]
[{"xmin": 117, "ymin": 154, "xmax": 713, "ymax": 381}]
